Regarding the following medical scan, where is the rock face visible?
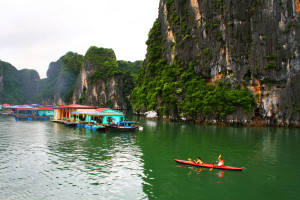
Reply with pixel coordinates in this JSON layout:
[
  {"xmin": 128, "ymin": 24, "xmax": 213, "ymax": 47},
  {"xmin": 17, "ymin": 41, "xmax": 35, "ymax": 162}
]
[
  {"xmin": 133, "ymin": 0, "xmax": 300, "ymax": 126},
  {"xmin": 72, "ymin": 46, "xmax": 133, "ymax": 109},
  {"xmin": 36, "ymin": 52, "xmax": 84, "ymax": 105},
  {"xmin": 0, "ymin": 60, "xmax": 40, "ymax": 104},
  {"xmin": 18, "ymin": 69, "xmax": 40, "ymax": 103},
  {"xmin": 0, "ymin": 49, "xmax": 137, "ymax": 107}
]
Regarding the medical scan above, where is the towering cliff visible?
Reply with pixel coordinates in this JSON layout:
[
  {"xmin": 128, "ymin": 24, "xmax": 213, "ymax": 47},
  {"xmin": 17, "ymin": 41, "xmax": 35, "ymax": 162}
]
[
  {"xmin": 132, "ymin": 0, "xmax": 300, "ymax": 126},
  {"xmin": 36, "ymin": 52, "xmax": 84, "ymax": 105},
  {"xmin": 0, "ymin": 49, "xmax": 139, "ymax": 107},
  {"xmin": 72, "ymin": 46, "xmax": 134, "ymax": 109},
  {"xmin": 0, "ymin": 60, "xmax": 40, "ymax": 104}
]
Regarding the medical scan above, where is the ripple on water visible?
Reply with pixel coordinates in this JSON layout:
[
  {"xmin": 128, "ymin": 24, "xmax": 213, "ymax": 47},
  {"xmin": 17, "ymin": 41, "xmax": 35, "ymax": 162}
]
[{"xmin": 3, "ymin": 115, "xmax": 298, "ymax": 199}]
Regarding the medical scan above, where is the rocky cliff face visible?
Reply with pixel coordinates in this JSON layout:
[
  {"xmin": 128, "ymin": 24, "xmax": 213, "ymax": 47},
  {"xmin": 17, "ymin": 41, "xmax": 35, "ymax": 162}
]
[
  {"xmin": 0, "ymin": 60, "xmax": 40, "ymax": 104},
  {"xmin": 72, "ymin": 46, "xmax": 133, "ymax": 109},
  {"xmin": 133, "ymin": 0, "xmax": 300, "ymax": 126},
  {"xmin": 0, "ymin": 68, "xmax": 3, "ymax": 94},
  {"xmin": 1, "ymin": 49, "xmax": 137, "ymax": 107},
  {"xmin": 36, "ymin": 52, "xmax": 83, "ymax": 105},
  {"xmin": 18, "ymin": 69, "xmax": 40, "ymax": 103}
]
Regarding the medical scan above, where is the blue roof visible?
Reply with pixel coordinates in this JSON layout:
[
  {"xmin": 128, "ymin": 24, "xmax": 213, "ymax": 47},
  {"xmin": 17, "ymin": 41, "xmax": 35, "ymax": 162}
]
[{"xmin": 10, "ymin": 105, "xmax": 34, "ymax": 109}]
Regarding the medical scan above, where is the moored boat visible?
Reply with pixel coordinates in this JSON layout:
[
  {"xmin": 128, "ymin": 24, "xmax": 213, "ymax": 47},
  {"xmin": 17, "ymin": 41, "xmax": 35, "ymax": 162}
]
[
  {"xmin": 106, "ymin": 121, "xmax": 141, "ymax": 132},
  {"xmin": 92, "ymin": 124, "xmax": 106, "ymax": 131},
  {"xmin": 175, "ymin": 159, "xmax": 243, "ymax": 171}
]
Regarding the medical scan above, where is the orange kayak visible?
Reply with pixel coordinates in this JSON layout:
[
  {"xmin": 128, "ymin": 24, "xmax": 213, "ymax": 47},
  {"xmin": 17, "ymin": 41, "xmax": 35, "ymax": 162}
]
[{"xmin": 175, "ymin": 159, "xmax": 243, "ymax": 171}]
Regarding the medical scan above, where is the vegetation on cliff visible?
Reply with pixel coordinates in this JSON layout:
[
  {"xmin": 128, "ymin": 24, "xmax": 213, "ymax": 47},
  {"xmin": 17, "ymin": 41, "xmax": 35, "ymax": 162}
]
[
  {"xmin": 73, "ymin": 46, "xmax": 137, "ymax": 109},
  {"xmin": 117, "ymin": 60, "xmax": 142, "ymax": 81},
  {"xmin": 131, "ymin": 18, "xmax": 257, "ymax": 120},
  {"xmin": 1, "ymin": 49, "xmax": 140, "ymax": 107},
  {"xmin": 86, "ymin": 46, "xmax": 119, "ymax": 83},
  {"xmin": 0, "ymin": 61, "xmax": 21, "ymax": 104},
  {"xmin": 35, "ymin": 52, "xmax": 84, "ymax": 104},
  {"xmin": 0, "ymin": 60, "xmax": 40, "ymax": 104}
]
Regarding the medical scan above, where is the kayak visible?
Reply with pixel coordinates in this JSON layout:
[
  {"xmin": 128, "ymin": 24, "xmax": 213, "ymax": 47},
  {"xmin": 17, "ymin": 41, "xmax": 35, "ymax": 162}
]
[{"xmin": 175, "ymin": 159, "xmax": 243, "ymax": 171}]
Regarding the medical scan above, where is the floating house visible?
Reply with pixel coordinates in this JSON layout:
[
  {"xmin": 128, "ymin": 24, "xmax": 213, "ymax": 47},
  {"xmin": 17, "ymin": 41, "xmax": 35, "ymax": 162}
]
[
  {"xmin": 71, "ymin": 108, "xmax": 125, "ymax": 126},
  {"xmin": 11, "ymin": 105, "xmax": 34, "ymax": 115},
  {"xmin": 98, "ymin": 109, "xmax": 125, "ymax": 124},
  {"xmin": 37, "ymin": 107, "xmax": 54, "ymax": 117},
  {"xmin": 1, "ymin": 104, "xmax": 13, "ymax": 115},
  {"xmin": 53, "ymin": 104, "xmax": 97, "ymax": 122},
  {"xmin": 14, "ymin": 106, "xmax": 54, "ymax": 121}
]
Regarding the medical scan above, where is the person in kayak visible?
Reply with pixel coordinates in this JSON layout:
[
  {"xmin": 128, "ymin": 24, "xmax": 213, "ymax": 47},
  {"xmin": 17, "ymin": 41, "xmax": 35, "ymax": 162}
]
[
  {"xmin": 217, "ymin": 157, "xmax": 224, "ymax": 167},
  {"xmin": 194, "ymin": 157, "xmax": 203, "ymax": 164}
]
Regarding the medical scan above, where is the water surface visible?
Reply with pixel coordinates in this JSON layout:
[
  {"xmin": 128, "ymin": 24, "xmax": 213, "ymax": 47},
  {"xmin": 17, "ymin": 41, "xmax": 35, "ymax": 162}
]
[{"xmin": 0, "ymin": 114, "xmax": 299, "ymax": 199}]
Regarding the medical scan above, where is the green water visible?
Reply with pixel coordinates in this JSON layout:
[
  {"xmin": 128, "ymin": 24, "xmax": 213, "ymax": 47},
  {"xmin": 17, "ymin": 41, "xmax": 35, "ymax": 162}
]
[{"xmin": 0, "ymin": 114, "xmax": 299, "ymax": 200}]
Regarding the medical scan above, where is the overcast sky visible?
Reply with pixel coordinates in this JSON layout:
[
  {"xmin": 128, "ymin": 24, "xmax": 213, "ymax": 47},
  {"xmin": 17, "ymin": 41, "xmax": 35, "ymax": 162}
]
[{"xmin": 0, "ymin": 0, "xmax": 160, "ymax": 78}]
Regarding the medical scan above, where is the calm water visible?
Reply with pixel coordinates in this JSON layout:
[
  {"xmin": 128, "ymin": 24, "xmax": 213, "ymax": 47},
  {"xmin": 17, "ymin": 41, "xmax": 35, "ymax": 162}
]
[{"xmin": 0, "ymin": 114, "xmax": 299, "ymax": 200}]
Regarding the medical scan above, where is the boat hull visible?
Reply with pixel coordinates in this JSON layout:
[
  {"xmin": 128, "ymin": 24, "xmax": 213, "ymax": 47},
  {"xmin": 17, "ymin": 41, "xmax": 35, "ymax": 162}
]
[
  {"xmin": 175, "ymin": 159, "xmax": 243, "ymax": 171},
  {"xmin": 107, "ymin": 126, "xmax": 139, "ymax": 132}
]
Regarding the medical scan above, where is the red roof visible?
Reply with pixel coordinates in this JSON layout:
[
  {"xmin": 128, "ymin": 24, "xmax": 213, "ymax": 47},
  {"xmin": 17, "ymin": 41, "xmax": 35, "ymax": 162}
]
[
  {"xmin": 95, "ymin": 108, "xmax": 109, "ymax": 112},
  {"xmin": 55, "ymin": 104, "xmax": 97, "ymax": 109},
  {"xmin": 2, "ymin": 104, "xmax": 11, "ymax": 106},
  {"xmin": 38, "ymin": 107, "xmax": 54, "ymax": 111}
]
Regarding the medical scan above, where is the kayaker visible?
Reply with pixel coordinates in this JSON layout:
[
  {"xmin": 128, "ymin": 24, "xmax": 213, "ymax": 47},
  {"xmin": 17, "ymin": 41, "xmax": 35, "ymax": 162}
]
[
  {"xmin": 217, "ymin": 157, "xmax": 224, "ymax": 167},
  {"xmin": 194, "ymin": 157, "xmax": 203, "ymax": 164}
]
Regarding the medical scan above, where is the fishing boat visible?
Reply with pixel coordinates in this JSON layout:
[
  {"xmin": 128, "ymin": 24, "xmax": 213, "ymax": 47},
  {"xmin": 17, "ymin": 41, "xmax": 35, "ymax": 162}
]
[
  {"xmin": 175, "ymin": 159, "xmax": 243, "ymax": 171},
  {"xmin": 92, "ymin": 124, "xmax": 106, "ymax": 131},
  {"xmin": 106, "ymin": 121, "xmax": 141, "ymax": 132}
]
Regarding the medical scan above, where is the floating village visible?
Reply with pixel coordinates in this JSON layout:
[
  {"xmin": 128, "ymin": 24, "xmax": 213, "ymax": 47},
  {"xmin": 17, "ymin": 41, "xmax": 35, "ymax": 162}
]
[{"xmin": 0, "ymin": 103, "xmax": 143, "ymax": 132}]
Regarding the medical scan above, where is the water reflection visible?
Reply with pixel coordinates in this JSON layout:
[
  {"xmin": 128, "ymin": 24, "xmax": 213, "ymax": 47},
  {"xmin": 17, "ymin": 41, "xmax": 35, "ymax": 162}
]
[
  {"xmin": 0, "ymin": 117, "xmax": 148, "ymax": 199},
  {"xmin": 177, "ymin": 165, "xmax": 226, "ymax": 178},
  {"xmin": 145, "ymin": 120, "xmax": 158, "ymax": 129},
  {"xmin": 45, "ymin": 127, "xmax": 147, "ymax": 199}
]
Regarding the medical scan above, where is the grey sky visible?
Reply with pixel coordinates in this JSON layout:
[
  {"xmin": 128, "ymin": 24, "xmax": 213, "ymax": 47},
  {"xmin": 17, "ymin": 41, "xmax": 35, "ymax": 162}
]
[{"xmin": 0, "ymin": 0, "xmax": 159, "ymax": 78}]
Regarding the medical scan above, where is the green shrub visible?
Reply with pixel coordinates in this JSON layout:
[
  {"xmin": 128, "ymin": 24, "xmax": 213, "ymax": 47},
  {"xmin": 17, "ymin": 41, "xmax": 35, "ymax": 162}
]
[{"xmin": 265, "ymin": 61, "xmax": 276, "ymax": 69}]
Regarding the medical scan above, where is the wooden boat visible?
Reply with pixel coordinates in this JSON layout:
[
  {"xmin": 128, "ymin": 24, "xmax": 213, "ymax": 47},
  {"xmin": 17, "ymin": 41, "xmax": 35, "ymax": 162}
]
[
  {"xmin": 92, "ymin": 125, "xmax": 107, "ymax": 131},
  {"xmin": 106, "ymin": 121, "xmax": 140, "ymax": 132},
  {"xmin": 175, "ymin": 159, "xmax": 243, "ymax": 171}
]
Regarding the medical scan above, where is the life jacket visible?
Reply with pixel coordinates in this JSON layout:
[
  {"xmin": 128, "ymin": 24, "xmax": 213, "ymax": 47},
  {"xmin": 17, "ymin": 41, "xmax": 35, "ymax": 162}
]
[{"xmin": 218, "ymin": 159, "xmax": 224, "ymax": 166}]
